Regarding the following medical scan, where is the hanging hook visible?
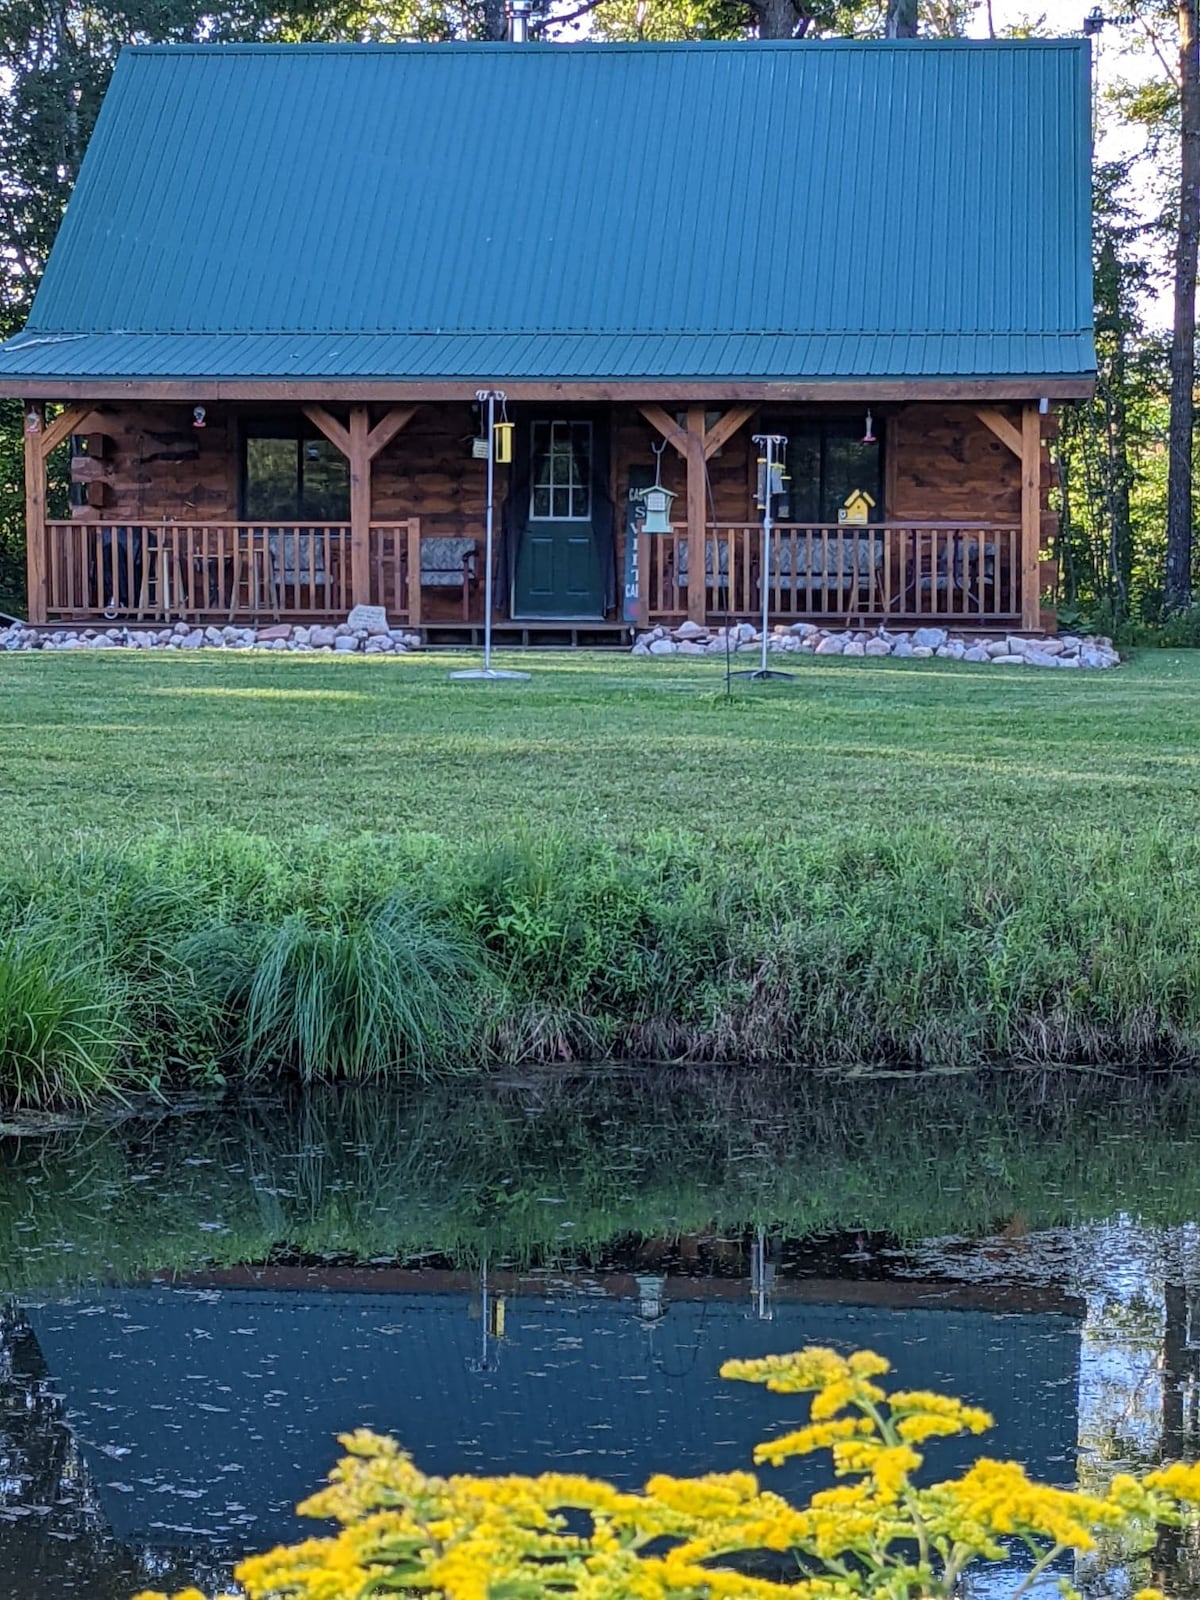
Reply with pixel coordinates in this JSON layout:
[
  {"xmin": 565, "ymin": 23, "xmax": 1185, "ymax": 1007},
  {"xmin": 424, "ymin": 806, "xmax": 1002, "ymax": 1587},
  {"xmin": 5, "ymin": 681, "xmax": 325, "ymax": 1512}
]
[{"xmin": 651, "ymin": 437, "xmax": 668, "ymax": 487}]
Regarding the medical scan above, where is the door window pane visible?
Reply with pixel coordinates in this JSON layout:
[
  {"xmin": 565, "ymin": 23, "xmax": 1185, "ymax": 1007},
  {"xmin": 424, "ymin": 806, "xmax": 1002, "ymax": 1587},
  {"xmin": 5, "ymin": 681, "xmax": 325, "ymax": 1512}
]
[{"xmin": 530, "ymin": 420, "xmax": 592, "ymax": 521}]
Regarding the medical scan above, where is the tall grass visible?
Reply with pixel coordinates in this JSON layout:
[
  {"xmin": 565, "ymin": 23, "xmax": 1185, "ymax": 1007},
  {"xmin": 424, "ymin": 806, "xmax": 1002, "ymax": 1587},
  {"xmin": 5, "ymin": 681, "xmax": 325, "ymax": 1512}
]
[
  {"xmin": 0, "ymin": 922, "xmax": 131, "ymax": 1108},
  {"xmin": 5, "ymin": 824, "xmax": 1200, "ymax": 1108}
]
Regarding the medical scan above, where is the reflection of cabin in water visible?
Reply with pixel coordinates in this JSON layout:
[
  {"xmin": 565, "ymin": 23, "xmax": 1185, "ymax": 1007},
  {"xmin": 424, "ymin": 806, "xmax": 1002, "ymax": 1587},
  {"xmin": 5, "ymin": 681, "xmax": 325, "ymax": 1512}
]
[
  {"xmin": 25, "ymin": 1265, "xmax": 1084, "ymax": 1554},
  {"xmin": 0, "ymin": 40, "xmax": 1092, "ymax": 641}
]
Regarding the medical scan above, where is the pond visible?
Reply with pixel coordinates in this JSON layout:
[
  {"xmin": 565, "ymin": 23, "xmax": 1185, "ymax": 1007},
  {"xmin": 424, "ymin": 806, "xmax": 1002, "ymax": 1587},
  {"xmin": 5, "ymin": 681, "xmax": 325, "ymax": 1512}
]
[{"xmin": 2, "ymin": 1069, "xmax": 1200, "ymax": 1600}]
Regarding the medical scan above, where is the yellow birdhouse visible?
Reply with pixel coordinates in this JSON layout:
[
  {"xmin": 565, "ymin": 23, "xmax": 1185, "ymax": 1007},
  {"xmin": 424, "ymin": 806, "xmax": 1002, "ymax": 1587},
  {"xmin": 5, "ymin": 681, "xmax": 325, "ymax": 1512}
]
[{"xmin": 838, "ymin": 489, "xmax": 876, "ymax": 526}]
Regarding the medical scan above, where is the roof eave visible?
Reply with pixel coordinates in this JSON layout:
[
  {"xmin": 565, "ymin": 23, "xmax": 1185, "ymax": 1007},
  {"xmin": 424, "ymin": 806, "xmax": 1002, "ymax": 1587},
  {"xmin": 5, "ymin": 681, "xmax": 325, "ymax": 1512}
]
[{"xmin": 0, "ymin": 374, "xmax": 1097, "ymax": 402}]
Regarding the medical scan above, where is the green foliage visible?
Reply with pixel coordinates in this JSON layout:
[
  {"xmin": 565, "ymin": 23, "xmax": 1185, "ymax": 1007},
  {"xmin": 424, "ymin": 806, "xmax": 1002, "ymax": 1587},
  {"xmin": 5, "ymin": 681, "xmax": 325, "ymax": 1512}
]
[
  {"xmin": 179, "ymin": 894, "xmax": 483, "ymax": 1080},
  {"xmin": 0, "ymin": 921, "xmax": 131, "ymax": 1108},
  {"xmin": 9, "ymin": 817, "xmax": 1200, "ymax": 1106}
]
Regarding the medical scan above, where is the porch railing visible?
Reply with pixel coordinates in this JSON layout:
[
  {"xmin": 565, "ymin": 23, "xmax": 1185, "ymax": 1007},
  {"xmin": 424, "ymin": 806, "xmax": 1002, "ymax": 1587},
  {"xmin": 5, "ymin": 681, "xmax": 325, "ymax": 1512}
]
[
  {"xmin": 639, "ymin": 522, "xmax": 1022, "ymax": 627},
  {"xmin": 44, "ymin": 520, "xmax": 424, "ymax": 624}
]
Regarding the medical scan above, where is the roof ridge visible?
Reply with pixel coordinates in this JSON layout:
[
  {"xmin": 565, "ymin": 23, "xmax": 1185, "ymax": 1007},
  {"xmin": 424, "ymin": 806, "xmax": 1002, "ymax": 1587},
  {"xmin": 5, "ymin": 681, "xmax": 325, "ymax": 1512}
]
[{"xmin": 121, "ymin": 36, "xmax": 1087, "ymax": 53}]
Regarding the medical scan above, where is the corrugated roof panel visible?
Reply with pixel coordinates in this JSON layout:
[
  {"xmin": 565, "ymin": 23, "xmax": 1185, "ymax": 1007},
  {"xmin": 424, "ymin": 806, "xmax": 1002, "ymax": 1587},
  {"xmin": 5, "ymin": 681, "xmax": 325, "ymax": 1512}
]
[
  {"xmin": 0, "ymin": 329, "xmax": 1095, "ymax": 381},
  {"xmin": 2, "ymin": 39, "xmax": 1093, "ymax": 384}
]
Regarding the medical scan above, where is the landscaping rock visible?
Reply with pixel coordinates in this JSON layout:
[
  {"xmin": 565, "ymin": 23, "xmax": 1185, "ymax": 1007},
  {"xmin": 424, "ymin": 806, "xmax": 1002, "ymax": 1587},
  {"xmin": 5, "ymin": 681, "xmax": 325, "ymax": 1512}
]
[
  {"xmin": 912, "ymin": 626, "xmax": 947, "ymax": 650},
  {"xmin": 991, "ymin": 653, "xmax": 1026, "ymax": 664},
  {"xmin": 815, "ymin": 635, "xmax": 845, "ymax": 655},
  {"xmin": 842, "ymin": 640, "xmax": 866, "ymax": 657},
  {"xmin": 347, "ymin": 604, "xmax": 390, "ymax": 636},
  {"xmin": 673, "ymin": 620, "xmax": 707, "ymax": 640},
  {"xmin": 334, "ymin": 636, "xmax": 358, "ymax": 653},
  {"xmin": 648, "ymin": 638, "xmax": 675, "ymax": 655},
  {"xmin": 891, "ymin": 638, "xmax": 914, "ymax": 658},
  {"xmin": 309, "ymin": 626, "xmax": 337, "ymax": 648},
  {"xmin": 911, "ymin": 645, "xmax": 935, "ymax": 658},
  {"xmin": 962, "ymin": 645, "xmax": 991, "ymax": 663}
]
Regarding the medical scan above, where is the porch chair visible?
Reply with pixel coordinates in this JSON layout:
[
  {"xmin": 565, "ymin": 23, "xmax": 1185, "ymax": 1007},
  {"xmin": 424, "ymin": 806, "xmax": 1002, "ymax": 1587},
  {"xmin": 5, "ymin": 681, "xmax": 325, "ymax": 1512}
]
[
  {"xmin": 401, "ymin": 536, "xmax": 479, "ymax": 621},
  {"xmin": 897, "ymin": 533, "xmax": 998, "ymax": 617}
]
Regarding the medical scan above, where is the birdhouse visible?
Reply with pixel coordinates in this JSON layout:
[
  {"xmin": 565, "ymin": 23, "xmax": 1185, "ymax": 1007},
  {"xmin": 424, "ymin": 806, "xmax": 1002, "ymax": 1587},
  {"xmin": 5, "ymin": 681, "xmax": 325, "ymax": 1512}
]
[
  {"xmin": 838, "ymin": 489, "xmax": 876, "ymax": 526},
  {"xmin": 639, "ymin": 482, "xmax": 676, "ymax": 535},
  {"xmin": 493, "ymin": 421, "xmax": 514, "ymax": 464}
]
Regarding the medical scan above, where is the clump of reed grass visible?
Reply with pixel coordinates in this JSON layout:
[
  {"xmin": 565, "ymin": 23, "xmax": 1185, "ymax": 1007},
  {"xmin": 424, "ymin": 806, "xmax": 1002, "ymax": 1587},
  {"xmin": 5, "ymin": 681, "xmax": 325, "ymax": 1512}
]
[
  {"xmin": 177, "ymin": 892, "xmax": 484, "ymax": 1081},
  {"xmin": 0, "ymin": 923, "xmax": 131, "ymax": 1109}
]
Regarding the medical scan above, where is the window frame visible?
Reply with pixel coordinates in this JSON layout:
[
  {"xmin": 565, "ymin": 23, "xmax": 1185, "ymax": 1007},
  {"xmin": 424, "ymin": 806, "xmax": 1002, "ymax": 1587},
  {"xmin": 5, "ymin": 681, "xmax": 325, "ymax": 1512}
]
[
  {"xmin": 770, "ymin": 416, "xmax": 885, "ymax": 526},
  {"xmin": 239, "ymin": 417, "xmax": 351, "ymax": 523},
  {"xmin": 529, "ymin": 419, "xmax": 594, "ymax": 523}
]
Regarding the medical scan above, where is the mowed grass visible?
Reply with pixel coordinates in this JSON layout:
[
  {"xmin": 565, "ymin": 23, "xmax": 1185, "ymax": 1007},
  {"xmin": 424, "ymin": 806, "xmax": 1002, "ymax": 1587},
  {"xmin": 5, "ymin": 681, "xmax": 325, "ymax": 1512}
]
[{"xmin": 0, "ymin": 646, "xmax": 1195, "ymax": 848}]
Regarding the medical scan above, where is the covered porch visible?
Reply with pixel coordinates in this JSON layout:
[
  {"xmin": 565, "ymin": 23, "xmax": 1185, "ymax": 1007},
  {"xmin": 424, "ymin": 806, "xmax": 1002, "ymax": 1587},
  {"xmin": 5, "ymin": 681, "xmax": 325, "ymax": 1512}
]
[{"xmin": 23, "ymin": 394, "xmax": 1056, "ymax": 636}]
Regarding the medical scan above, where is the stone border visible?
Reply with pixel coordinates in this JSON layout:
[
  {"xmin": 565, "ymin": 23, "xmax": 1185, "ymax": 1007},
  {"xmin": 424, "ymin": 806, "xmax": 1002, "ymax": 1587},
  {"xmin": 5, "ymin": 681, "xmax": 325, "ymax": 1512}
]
[
  {"xmin": 633, "ymin": 622, "xmax": 1120, "ymax": 669},
  {"xmin": 0, "ymin": 619, "xmax": 422, "ymax": 655}
]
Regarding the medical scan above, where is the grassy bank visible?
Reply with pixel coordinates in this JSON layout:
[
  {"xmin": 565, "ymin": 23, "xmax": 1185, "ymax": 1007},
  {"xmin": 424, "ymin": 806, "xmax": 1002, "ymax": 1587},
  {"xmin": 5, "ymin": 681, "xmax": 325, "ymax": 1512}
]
[
  {"xmin": 0, "ymin": 648, "xmax": 1197, "ymax": 1104},
  {"xmin": 1, "ymin": 825, "xmax": 1200, "ymax": 1105}
]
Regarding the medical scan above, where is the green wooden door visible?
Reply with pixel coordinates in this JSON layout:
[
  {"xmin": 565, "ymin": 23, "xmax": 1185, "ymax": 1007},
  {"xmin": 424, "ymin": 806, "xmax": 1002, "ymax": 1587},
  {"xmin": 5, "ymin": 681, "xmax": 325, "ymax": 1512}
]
[{"xmin": 513, "ymin": 419, "xmax": 605, "ymax": 620}]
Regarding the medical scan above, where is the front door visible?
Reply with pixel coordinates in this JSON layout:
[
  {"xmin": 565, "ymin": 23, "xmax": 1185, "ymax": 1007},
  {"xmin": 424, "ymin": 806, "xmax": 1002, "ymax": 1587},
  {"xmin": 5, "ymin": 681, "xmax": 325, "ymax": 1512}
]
[{"xmin": 513, "ymin": 418, "xmax": 605, "ymax": 620}]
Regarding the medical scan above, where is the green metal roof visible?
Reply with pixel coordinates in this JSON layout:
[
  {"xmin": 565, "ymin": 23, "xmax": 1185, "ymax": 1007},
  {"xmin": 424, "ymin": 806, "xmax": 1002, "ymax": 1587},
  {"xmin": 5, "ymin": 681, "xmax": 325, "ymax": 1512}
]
[{"xmin": 0, "ymin": 39, "xmax": 1095, "ymax": 389}]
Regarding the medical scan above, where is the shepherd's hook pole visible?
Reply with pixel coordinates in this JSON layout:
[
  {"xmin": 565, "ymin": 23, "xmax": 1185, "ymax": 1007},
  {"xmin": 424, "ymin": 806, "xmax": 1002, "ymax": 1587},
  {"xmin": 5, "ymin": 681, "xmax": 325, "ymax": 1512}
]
[{"xmin": 480, "ymin": 388, "xmax": 499, "ymax": 673}]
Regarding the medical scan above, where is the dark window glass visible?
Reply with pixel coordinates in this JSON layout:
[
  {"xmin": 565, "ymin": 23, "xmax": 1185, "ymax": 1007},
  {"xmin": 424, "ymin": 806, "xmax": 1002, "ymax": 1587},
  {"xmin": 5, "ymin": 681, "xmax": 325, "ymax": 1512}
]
[
  {"xmin": 242, "ymin": 425, "xmax": 350, "ymax": 521},
  {"xmin": 783, "ymin": 420, "xmax": 882, "ymax": 524}
]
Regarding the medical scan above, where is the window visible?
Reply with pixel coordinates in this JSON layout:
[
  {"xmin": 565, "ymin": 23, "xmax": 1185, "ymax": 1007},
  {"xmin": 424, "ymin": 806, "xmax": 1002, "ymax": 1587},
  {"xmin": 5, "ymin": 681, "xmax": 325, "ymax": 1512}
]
[
  {"xmin": 530, "ymin": 420, "xmax": 592, "ymax": 521},
  {"xmin": 242, "ymin": 421, "xmax": 350, "ymax": 521},
  {"xmin": 782, "ymin": 419, "xmax": 883, "ymax": 524}
]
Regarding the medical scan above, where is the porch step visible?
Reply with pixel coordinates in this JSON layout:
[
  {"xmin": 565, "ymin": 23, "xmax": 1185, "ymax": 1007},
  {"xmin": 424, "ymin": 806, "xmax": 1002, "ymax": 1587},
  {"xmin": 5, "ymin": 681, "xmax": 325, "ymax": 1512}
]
[{"xmin": 422, "ymin": 623, "xmax": 631, "ymax": 650}]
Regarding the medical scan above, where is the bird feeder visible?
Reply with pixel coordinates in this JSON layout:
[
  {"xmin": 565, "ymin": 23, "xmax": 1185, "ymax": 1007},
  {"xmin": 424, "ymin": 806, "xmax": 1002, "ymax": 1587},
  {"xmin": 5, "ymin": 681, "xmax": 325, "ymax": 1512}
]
[
  {"xmin": 493, "ymin": 420, "xmax": 514, "ymax": 464},
  {"xmin": 637, "ymin": 439, "xmax": 676, "ymax": 534},
  {"xmin": 755, "ymin": 455, "xmax": 788, "ymax": 512}
]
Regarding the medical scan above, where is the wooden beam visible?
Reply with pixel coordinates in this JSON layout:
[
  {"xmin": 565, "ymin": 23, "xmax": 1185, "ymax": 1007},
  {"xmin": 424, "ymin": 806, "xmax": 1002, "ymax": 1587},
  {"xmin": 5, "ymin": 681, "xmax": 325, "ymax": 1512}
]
[
  {"xmin": 1020, "ymin": 402, "xmax": 1041, "ymax": 631},
  {"xmin": 366, "ymin": 405, "xmax": 419, "ymax": 461},
  {"xmin": 40, "ymin": 404, "xmax": 94, "ymax": 458},
  {"xmin": 349, "ymin": 405, "xmax": 371, "ymax": 609},
  {"xmin": 973, "ymin": 406, "xmax": 1023, "ymax": 459},
  {"xmin": 685, "ymin": 404, "xmax": 707, "ymax": 626},
  {"xmin": 637, "ymin": 403, "xmax": 691, "ymax": 458},
  {"xmin": 302, "ymin": 404, "xmax": 352, "ymax": 459},
  {"xmin": 24, "ymin": 405, "xmax": 47, "ymax": 624},
  {"xmin": 703, "ymin": 403, "xmax": 757, "ymax": 460}
]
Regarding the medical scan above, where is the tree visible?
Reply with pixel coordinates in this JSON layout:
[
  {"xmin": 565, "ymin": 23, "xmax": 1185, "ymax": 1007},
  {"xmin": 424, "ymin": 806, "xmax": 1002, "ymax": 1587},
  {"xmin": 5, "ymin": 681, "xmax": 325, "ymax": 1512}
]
[{"xmin": 1166, "ymin": 0, "xmax": 1200, "ymax": 610}]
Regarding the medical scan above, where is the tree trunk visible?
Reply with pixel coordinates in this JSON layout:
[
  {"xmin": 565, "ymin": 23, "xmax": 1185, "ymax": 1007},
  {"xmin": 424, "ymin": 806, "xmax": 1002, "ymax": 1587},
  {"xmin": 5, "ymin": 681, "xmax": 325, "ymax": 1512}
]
[
  {"xmin": 752, "ymin": 0, "xmax": 800, "ymax": 38},
  {"xmin": 483, "ymin": 0, "xmax": 507, "ymax": 38},
  {"xmin": 885, "ymin": 0, "xmax": 918, "ymax": 37},
  {"xmin": 1167, "ymin": 0, "xmax": 1200, "ymax": 612}
]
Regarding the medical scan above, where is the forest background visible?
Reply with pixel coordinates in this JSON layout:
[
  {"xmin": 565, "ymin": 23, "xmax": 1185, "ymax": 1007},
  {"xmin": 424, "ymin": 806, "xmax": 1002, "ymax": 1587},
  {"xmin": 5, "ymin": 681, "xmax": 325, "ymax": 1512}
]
[{"xmin": 0, "ymin": 0, "xmax": 1189, "ymax": 643}]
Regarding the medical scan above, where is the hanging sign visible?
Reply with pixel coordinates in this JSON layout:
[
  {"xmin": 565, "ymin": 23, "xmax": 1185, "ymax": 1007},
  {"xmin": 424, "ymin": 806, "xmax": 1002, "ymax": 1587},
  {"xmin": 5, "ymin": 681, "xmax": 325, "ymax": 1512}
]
[{"xmin": 623, "ymin": 466, "xmax": 655, "ymax": 624}]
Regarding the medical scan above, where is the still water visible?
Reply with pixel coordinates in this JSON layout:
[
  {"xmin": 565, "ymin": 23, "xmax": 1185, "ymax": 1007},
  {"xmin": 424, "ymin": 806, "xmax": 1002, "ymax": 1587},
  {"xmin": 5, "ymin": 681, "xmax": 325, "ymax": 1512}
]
[{"xmin": 2, "ymin": 1070, "xmax": 1199, "ymax": 1599}]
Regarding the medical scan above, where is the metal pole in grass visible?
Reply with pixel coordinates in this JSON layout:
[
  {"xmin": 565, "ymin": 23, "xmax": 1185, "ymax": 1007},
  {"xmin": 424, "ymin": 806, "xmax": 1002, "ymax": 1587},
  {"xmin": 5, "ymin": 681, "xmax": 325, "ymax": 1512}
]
[
  {"xmin": 730, "ymin": 433, "xmax": 794, "ymax": 683},
  {"xmin": 450, "ymin": 388, "xmax": 529, "ymax": 683}
]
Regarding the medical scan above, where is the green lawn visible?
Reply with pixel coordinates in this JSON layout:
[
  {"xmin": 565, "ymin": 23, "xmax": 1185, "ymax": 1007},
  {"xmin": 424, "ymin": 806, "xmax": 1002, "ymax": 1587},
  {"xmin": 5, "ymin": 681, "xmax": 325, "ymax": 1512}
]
[{"xmin": 0, "ymin": 646, "xmax": 1195, "ymax": 850}]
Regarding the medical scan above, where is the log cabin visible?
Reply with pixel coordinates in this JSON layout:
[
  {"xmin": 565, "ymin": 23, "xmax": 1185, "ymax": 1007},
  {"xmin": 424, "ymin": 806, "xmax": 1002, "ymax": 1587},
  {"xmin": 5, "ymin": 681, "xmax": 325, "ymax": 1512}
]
[{"xmin": 0, "ymin": 38, "xmax": 1093, "ymax": 642}]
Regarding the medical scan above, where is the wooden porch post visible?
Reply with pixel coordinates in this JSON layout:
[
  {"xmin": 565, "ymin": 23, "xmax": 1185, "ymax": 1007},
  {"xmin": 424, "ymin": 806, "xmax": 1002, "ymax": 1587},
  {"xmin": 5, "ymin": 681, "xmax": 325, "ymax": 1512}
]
[
  {"xmin": 684, "ymin": 404, "xmax": 707, "ymax": 625},
  {"xmin": 1020, "ymin": 402, "xmax": 1041, "ymax": 631},
  {"xmin": 349, "ymin": 405, "xmax": 371, "ymax": 608},
  {"xmin": 23, "ymin": 404, "xmax": 47, "ymax": 625},
  {"xmin": 303, "ymin": 403, "xmax": 419, "ymax": 614},
  {"xmin": 636, "ymin": 404, "xmax": 756, "ymax": 627}
]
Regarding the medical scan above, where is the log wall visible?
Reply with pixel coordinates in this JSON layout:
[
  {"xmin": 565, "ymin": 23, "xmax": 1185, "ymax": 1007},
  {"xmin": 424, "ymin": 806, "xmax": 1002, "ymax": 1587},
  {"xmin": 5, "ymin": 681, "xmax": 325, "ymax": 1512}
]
[{"xmin": 57, "ymin": 399, "xmax": 1045, "ymax": 625}]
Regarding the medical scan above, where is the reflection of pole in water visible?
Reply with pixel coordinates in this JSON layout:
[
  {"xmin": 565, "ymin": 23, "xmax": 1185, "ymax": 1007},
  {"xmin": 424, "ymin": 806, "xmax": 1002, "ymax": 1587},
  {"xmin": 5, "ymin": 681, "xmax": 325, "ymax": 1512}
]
[
  {"xmin": 750, "ymin": 1229, "xmax": 775, "ymax": 1322},
  {"xmin": 469, "ymin": 1262, "xmax": 506, "ymax": 1374}
]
